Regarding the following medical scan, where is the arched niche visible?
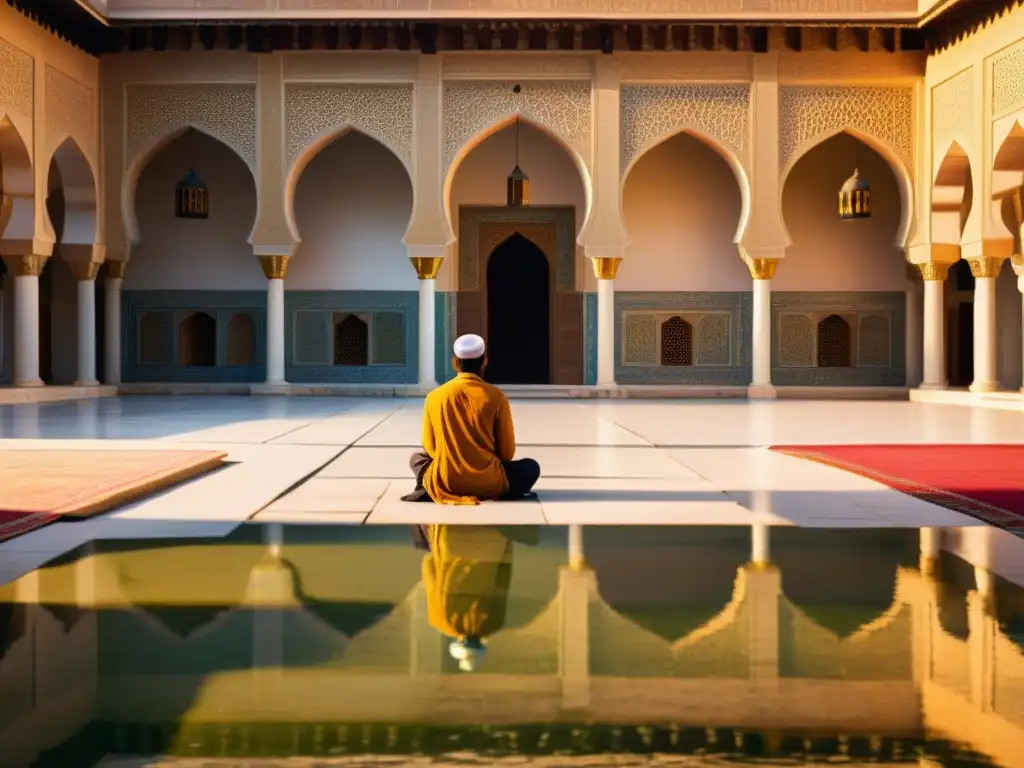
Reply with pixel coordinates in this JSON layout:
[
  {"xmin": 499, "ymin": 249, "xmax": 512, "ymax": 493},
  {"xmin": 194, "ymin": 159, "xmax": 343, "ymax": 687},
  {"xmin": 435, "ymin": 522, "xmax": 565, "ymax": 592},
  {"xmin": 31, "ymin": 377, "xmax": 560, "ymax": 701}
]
[
  {"xmin": 932, "ymin": 139, "xmax": 973, "ymax": 246},
  {"xmin": 128, "ymin": 128, "xmax": 261, "ymax": 291},
  {"xmin": 782, "ymin": 128, "xmax": 914, "ymax": 250},
  {"xmin": 620, "ymin": 130, "xmax": 750, "ymax": 292},
  {"xmin": 179, "ymin": 312, "xmax": 217, "ymax": 367},
  {"xmin": 445, "ymin": 114, "xmax": 592, "ymax": 244},
  {"xmin": 779, "ymin": 132, "xmax": 906, "ymax": 292},
  {"xmin": 288, "ymin": 129, "xmax": 413, "ymax": 291},
  {"xmin": 992, "ymin": 120, "xmax": 1024, "ymax": 253},
  {"xmin": 0, "ymin": 115, "xmax": 35, "ymax": 243},
  {"xmin": 45, "ymin": 137, "xmax": 97, "ymax": 247}
]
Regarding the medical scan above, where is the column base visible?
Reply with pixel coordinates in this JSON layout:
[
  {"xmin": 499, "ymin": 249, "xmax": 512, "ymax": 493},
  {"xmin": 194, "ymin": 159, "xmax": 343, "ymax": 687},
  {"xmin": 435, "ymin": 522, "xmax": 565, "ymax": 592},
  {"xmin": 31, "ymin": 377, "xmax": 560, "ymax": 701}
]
[
  {"xmin": 918, "ymin": 382, "xmax": 949, "ymax": 390},
  {"xmin": 13, "ymin": 378, "xmax": 45, "ymax": 388},
  {"xmin": 747, "ymin": 383, "xmax": 777, "ymax": 400},
  {"xmin": 73, "ymin": 379, "xmax": 100, "ymax": 387},
  {"xmin": 251, "ymin": 382, "xmax": 290, "ymax": 396},
  {"xmin": 969, "ymin": 381, "xmax": 1001, "ymax": 394}
]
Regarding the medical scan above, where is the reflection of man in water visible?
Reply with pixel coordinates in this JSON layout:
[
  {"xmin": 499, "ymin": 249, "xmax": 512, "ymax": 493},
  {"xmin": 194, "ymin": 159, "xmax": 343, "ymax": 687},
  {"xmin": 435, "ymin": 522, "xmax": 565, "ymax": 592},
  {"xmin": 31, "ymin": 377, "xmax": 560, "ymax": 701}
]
[
  {"xmin": 403, "ymin": 334, "xmax": 541, "ymax": 505},
  {"xmin": 421, "ymin": 524, "xmax": 519, "ymax": 672}
]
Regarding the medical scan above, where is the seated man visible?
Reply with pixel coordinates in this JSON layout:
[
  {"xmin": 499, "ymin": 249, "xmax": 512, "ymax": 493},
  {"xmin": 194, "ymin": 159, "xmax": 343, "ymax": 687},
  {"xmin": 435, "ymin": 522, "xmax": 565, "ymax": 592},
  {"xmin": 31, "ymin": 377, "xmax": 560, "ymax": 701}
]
[{"xmin": 403, "ymin": 334, "xmax": 541, "ymax": 505}]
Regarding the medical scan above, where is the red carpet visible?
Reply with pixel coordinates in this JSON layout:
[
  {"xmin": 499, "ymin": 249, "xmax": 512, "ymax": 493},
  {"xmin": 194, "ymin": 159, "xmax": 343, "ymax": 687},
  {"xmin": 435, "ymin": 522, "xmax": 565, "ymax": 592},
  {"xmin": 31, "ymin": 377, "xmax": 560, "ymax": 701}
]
[{"xmin": 770, "ymin": 444, "xmax": 1024, "ymax": 532}]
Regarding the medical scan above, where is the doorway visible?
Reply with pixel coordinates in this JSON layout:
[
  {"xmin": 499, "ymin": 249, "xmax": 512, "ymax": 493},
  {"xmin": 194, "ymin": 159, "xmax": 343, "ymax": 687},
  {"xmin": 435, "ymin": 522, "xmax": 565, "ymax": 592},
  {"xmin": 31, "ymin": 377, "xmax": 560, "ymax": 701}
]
[{"xmin": 486, "ymin": 233, "xmax": 550, "ymax": 384}]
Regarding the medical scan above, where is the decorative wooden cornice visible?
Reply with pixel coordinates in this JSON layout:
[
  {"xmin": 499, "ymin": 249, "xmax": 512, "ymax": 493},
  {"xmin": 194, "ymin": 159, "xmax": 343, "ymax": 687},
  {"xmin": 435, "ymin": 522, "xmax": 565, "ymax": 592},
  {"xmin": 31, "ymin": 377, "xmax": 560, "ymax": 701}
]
[{"xmin": 4, "ymin": 0, "xmax": 120, "ymax": 54}]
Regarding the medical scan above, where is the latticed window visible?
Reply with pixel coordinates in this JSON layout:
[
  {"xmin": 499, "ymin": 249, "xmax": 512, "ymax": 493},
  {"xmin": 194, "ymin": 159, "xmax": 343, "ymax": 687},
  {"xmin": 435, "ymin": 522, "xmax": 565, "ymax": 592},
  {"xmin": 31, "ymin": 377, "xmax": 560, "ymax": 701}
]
[
  {"xmin": 226, "ymin": 313, "xmax": 256, "ymax": 367},
  {"xmin": 660, "ymin": 316, "xmax": 693, "ymax": 366},
  {"xmin": 179, "ymin": 312, "xmax": 217, "ymax": 367},
  {"xmin": 334, "ymin": 314, "xmax": 369, "ymax": 366},
  {"xmin": 817, "ymin": 314, "xmax": 851, "ymax": 368}
]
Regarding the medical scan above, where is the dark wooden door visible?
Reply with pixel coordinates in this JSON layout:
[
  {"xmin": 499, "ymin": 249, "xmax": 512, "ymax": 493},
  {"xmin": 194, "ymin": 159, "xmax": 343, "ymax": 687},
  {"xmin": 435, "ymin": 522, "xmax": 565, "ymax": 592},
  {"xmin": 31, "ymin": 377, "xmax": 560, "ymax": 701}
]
[{"xmin": 553, "ymin": 291, "xmax": 583, "ymax": 385}]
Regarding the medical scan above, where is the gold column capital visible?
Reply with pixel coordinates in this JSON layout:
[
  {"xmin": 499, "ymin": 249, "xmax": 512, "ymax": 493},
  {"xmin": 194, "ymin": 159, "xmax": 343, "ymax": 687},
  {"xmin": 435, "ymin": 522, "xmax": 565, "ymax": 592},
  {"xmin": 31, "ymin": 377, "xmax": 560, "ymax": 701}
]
[
  {"xmin": 259, "ymin": 255, "xmax": 290, "ymax": 280},
  {"xmin": 1, "ymin": 254, "xmax": 49, "ymax": 277},
  {"xmin": 967, "ymin": 256, "xmax": 1006, "ymax": 279},
  {"xmin": 105, "ymin": 260, "xmax": 128, "ymax": 280},
  {"xmin": 917, "ymin": 262, "xmax": 950, "ymax": 281},
  {"xmin": 747, "ymin": 258, "xmax": 778, "ymax": 280},
  {"xmin": 410, "ymin": 256, "xmax": 443, "ymax": 280},
  {"xmin": 69, "ymin": 261, "xmax": 101, "ymax": 281},
  {"xmin": 591, "ymin": 256, "xmax": 622, "ymax": 280}
]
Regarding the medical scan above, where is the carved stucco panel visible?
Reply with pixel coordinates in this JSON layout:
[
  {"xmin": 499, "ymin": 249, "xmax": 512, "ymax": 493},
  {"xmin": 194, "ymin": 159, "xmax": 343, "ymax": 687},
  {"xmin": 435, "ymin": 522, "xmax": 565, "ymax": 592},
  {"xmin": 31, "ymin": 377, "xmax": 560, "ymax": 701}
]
[
  {"xmin": 0, "ymin": 37, "xmax": 33, "ymax": 119},
  {"xmin": 932, "ymin": 68, "xmax": 972, "ymax": 148},
  {"xmin": 779, "ymin": 86, "xmax": 914, "ymax": 178},
  {"xmin": 620, "ymin": 85, "xmax": 750, "ymax": 175},
  {"xmin": 126, "ymin": 84, "xmax": 257, "ymax": 170},
  {"xmin": 992, "ymin": 44, "xmax": 1024, "ymax": 117},
  {"xmin": 45, "ymin": 65, "xmax": 95, "ymax": 149},
  {"xmin": 285, "ymin": 84, "xmax": 413, "ymax": 170},
  {"xmin": 443, "ymin": 81, "xmax": 592, "ymax": 175}
]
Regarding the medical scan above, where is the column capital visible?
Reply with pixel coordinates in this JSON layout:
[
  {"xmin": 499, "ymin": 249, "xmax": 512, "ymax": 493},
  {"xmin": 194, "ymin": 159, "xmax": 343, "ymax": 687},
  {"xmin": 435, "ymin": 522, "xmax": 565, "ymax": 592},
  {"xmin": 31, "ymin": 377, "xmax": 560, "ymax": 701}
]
[
  {"xmin": 590, "ymin": 256, "xmax": 622, "ymax": 280},
  {"xmin": 917, "ymin": 262, "xmax": 951, "ymax": 281},
  {"xmin": 966, "ymin": 256, "xmax": 1007, "ymax": 279},
  {"xmin": 961, "ymin": 237, "xmax": 1013, "ymax": 263},
  {"xmin": 410, "ymin": 256, "xmax": 443, "ymax": 280},
  {"xmin": 105, "ymin": 260, "xmax": 127, "ymax": 280},
  {"xmin": 69, "ymin": 261, "xmax": 101, "ymax": 281},
  {"xmin": 746, "ymin": 258, "xmax": 779, "ymax": 281},
  {"xmin": 1, "ymin": 254, "xmax": 48, "ymax": 277},
  {"xmin": 907, "ymin": 242, "xmax": 960, "ymax": 264},
  {"xmin": 259, "ymin": 255, "xmax": 290, "ymax": 280}
]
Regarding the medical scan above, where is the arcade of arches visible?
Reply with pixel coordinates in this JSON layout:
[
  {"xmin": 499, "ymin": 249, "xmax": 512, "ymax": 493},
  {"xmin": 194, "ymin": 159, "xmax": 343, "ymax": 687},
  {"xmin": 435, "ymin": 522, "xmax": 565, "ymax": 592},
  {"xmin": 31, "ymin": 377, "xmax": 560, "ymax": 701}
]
[{"xmin": 2, "ymin": 1, "xmax": 1024, "ymax": 398}]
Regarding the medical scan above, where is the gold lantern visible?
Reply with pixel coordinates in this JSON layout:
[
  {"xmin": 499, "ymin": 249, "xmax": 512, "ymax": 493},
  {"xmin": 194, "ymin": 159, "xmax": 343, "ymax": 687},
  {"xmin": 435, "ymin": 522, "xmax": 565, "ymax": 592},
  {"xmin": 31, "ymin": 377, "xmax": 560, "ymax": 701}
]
[
  {"xmin": 175, "ymin": 167, "xmax": 209, "ymax": 220},
  {"xmin": 506, "ymin": 115, "xmax": 529, "ymax": 207},
  {"xmin": 838, "ymin": 169, "xmax": 870, "ymax": 220}
]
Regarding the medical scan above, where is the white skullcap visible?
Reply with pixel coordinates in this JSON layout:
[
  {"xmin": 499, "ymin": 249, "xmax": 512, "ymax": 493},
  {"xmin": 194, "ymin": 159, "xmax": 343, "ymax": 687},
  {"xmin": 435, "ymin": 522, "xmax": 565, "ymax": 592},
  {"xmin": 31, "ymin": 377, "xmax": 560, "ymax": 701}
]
[{"xmin": 453, "ymin": 334, "xmax": 486, "ymax": 360}]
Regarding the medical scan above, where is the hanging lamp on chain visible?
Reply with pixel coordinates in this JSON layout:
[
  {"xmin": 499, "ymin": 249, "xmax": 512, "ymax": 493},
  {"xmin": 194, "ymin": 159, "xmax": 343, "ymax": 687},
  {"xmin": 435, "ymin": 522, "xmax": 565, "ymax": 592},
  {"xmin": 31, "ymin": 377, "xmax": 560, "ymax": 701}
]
[
  {"xmin": 174, "ymin": 129, "xmax": 209, "ymax": 220},
  {"xmin": 838, "ymin": 167, "xmax": 871, "ymax": 220},
  {"xmin": 506, "ymin": 112, "xmax": 529, "ymax": 207}
]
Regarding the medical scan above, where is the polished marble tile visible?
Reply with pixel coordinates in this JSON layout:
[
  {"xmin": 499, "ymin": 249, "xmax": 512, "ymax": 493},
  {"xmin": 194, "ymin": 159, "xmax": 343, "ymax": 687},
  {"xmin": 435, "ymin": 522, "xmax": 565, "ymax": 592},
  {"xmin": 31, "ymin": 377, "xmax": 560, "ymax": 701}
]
[
  {"xmin": 366, "ymin": 482, "xmax": 546, "ymax": 524},
  {"xmin": 259, "ymin": 478, "xmax": 391, "ymax": 516}
]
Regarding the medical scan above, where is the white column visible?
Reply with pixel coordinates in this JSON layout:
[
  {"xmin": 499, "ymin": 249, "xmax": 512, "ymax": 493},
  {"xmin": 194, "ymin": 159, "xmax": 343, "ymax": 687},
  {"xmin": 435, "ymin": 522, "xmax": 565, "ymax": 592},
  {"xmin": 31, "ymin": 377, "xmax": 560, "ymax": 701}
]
[
  {"xmin": 104, "ymin": 265, "xmax": 124, "ymax": 385},
  {"xmin": 751, "ymin": 524, "xmax": 770, "ymax": 566},
  {"xmin": 418, "ymin": 278, "xmax": 436, "ymax": 387},
  {"xmin": 259, "ymin": 256, "xmax": 289, "ymax": 387},
  {"xmin": 410, "ymin": 255, "xmax": 442, "ymax": 389},
  {"xmin": 4, "ymin": 256, "xmax": 47, "ymax": 387},
  {"xmin": 596, "ymin": 275, "xmax": 616, "ymax": 387},
  {"xmin": 969, "ymin": 258, "xmax": 1003, "ymax": 393},
  {"xmin": 74, "ymin": 276, "xmax": 98, "ymax": 385},
  {"xmin": 747, "ymin": 259, "xmax": 777, "ymax": 398},
  {"xmin": 920, "ymin": 263, "xmax": 948, "ymax": 389},
  {"xmin": 568, "ymin": 524, "xmax": 585, "ymax": 570}
]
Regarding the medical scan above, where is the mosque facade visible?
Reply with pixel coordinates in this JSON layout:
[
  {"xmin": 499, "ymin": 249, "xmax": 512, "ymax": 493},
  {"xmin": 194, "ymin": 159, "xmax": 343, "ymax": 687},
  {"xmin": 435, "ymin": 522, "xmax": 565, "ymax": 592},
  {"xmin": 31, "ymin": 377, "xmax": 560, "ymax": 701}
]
[{"xmin": 0, "ymin": 0, "xmax": 1023, "ymax": 396}]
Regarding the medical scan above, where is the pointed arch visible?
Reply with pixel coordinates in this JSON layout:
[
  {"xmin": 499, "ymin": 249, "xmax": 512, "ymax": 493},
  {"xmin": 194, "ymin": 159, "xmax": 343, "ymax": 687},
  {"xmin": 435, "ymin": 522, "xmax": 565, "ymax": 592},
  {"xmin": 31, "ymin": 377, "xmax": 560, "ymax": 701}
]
[
  {"xmin": 932, "ymin": 139, "xmax": 973, "ymax": 246},
  {"xmin": 45, "ymin": 136, "xmax": 98, "ymax": 246},
  {"xmin": 0, "ymin": 114, "xmax": 34, "ymax": 243},
  {"xmin": 781, "ymin": 127, "xmax": 914, "ymax": 248},
  {"xmin": 122, "ymin": 124, "xmax": 257, "ymax": 246},
  {"xmin": 992, "ymin": 118, "xmax": 1024, "ymax": 198},
  {"xmin": 622, "ymin": 128, "xmax": 751, "ymax": 244},
  {"xmin": 284, "ymin": 125, "xmax": 413, "ymax": 245},
  {"xmin": 443, "ymin": 113, "xmax": 593, "ymax": 238}
]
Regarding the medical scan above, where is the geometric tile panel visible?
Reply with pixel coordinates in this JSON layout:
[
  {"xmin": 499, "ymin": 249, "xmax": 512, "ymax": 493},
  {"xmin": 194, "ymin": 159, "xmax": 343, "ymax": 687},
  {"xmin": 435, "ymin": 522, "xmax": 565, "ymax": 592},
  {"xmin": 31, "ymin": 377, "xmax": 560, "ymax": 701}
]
[
  {"xmin": 373, "ymin": 311, "xmax": 406, "ymax": 366},
  {"xmin": 137, "ymin": 311, "xmax": 173, "ymax": 365},
  {"xmin": 659, "ymin": 316, "xmax": 693, "ymax": 366},
  {"xmin": 697, "ymin": 313, "xmax": 731, "ymax": 366},
  {"xmin": 857, "ymin": 313, "xmax": 892, "ymax": 368},
  {"xmin": 817, "ymin": 314, "xmax": 852, "ymax": 368},
  {"xmin": 622, "ymin": 314, "xmax": 657, "ymax": 365},
  {"xmin": 778, "ymin": 313, "xmax": 815, "ymax": 367},
  {"xmin": 294, "ymin": 311, "xmax": 331, "ymax": 365},
  {"xmin": 333, "ymin": 313, "xmax": 370, "ymax": 366}
]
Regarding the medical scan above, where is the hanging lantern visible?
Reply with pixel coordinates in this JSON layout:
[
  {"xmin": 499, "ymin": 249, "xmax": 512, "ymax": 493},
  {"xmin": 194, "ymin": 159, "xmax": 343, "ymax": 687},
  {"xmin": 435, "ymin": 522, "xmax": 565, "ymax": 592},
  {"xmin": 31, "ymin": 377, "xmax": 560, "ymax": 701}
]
[
  {"xmin": 175, "ymin": 167, "xmax": 209, "ymax": 219},
  {"xmin": 506, "ymin": 114, "xmax": 529, "ymax": 207},
  {"xmin": 174, "ymin": 167, "xmax": 209, "ymax": 219},
  {"xmin": 838, "ymin": 169, "xmax": 870, "ymax": 220}
]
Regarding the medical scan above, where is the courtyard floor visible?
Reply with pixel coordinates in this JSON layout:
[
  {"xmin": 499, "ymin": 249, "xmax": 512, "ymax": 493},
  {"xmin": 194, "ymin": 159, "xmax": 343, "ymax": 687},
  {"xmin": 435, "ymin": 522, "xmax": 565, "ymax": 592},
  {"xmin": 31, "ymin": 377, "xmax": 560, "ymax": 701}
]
[{"xmin": 1, "ymin": 395, "xmax": 1023, "ymax": 583}]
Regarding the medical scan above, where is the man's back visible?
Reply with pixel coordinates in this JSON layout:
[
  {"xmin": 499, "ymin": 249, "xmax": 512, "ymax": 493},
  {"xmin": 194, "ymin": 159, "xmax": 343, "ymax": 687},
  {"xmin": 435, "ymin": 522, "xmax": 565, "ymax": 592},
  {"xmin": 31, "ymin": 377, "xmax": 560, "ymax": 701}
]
[{"xmin": 421, "ymin": 373, "xmax": 516, "ymax": 505}]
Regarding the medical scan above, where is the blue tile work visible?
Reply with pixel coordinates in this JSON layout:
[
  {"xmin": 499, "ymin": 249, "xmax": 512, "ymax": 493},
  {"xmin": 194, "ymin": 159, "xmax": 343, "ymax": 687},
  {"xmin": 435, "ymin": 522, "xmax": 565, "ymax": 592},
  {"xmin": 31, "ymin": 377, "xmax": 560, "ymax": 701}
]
[
  {"xmin": 770, "ymin": 291, "xmax": 906, "ymax": 386},
  {"xmin": 614, "ymin": 292, "xmax": 752, "ymax": 385},
  {"xmin": 434, "ymin": 290, "xmax": 457, "ymax": 384},
  {"xmin": 122, "ymin": 291, "xmax": 266, "ymax": 383},
  {"xmin": 285, "ymin": 291, "xmax": 418, "ymax": 384},
  {"xmin": 583, "ymin": 292, "xmax": 597, "ymax": 386}
]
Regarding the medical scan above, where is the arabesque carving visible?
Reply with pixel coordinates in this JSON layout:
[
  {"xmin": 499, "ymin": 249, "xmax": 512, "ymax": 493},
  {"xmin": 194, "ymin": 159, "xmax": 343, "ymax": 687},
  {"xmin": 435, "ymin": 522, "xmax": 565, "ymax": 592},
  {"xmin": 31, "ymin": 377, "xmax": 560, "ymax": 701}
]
[
  {"xmin": 992, "ymin": 44, "xmax": 1024, "ymax": 117},
  {"xmin": 0, "ymin": 37, "xmax": 33, "ymax": 118},
  {"xmin": 779, "ymin": 86, "xmax": 913, "ymax": 177},
  {"xmin": 285, "ymin": 84, "xmax": 413, "ymax": 170},
  {"xmin": 126, "ymin": 84, "xmax": 257, "ymax": 169},
  {"xmin": 45, "ymin": 65, "xmax": 95, "ymax": 147},
  {"xmin": 621, "ymin": 85, "xmax": 750, "ymax": 174},
  {"xmin": 443, "ymin": 81, "xmax": 592, "ymax": 174},
  {"xmin": 932, "ymin": 68, "xmax": 972, "ymax": 147}
]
